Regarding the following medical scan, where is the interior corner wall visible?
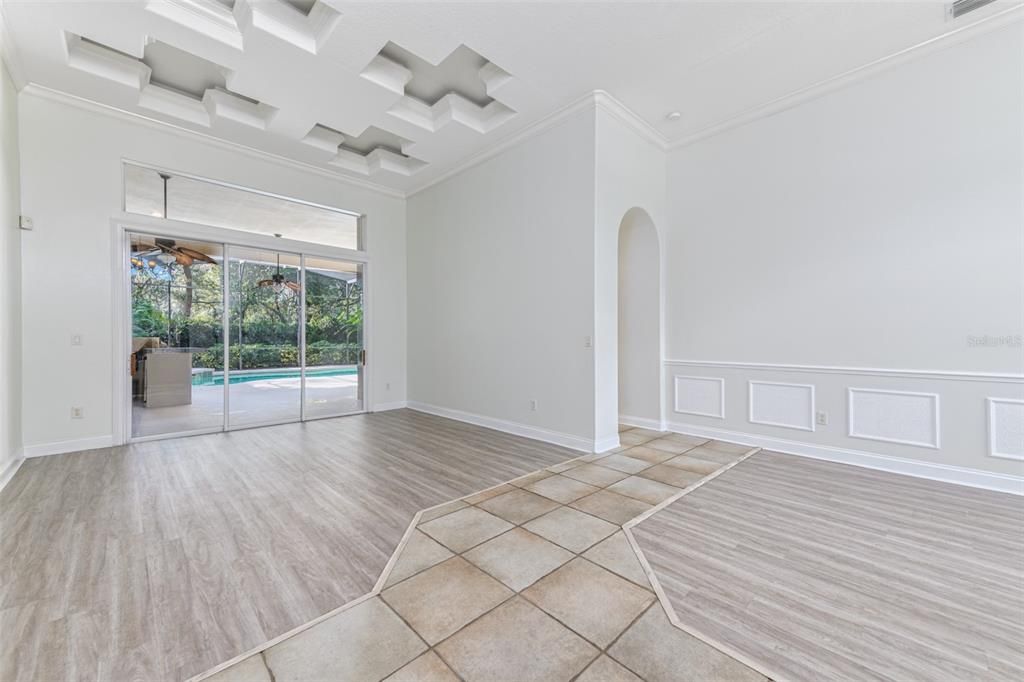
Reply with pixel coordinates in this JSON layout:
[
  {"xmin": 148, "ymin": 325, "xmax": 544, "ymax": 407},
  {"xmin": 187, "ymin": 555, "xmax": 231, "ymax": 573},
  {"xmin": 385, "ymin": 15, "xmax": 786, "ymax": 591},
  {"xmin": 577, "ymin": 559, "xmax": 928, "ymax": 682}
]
[
  {"xmin": 17, "ymin": 92, "xmax": 408, "ymax": 456},
  {"xmin": 406, "ymin": 108, "xmax": 598, "ymax": 450},
  {"xmin": 0, "ymin": 58, "xmax": 22, "ymax": 479},
  {"xmin": 594, "ymin": 106, "xmax": 667, "ymax": 447},
  {"xmin": 663, "ymin": 23, "xmax": 1024, "ymax": 483}
]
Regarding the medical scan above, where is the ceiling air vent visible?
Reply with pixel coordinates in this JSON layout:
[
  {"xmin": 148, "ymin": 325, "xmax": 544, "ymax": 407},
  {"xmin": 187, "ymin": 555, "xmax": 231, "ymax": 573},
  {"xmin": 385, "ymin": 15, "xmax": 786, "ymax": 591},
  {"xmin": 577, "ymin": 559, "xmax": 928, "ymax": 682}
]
[{"xmin": 949, "ymin": 0, "xmax": 998, "ymax": 19}]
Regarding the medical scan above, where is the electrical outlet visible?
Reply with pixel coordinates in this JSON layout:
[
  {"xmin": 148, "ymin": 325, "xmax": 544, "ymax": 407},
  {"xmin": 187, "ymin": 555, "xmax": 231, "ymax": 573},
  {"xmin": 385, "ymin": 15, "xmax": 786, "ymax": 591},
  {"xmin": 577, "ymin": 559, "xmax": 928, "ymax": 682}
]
[
  {"xmin": 71, "ymin": 407, "xmax": 84, "ymax": 419},
  {"xmin": 530, "ymin": 399, "xmax": 538, "ymax": 411},
  {"xmin": 816, "ymin": 411, "xmax": 828, "ymax": 426},
  {"xmin": 584, "ymin": 336, "xmax": 593, "ymax": 349},
  {"xmin": 71, "ymin": 334, "xmax": 83, "ymax": 346}
]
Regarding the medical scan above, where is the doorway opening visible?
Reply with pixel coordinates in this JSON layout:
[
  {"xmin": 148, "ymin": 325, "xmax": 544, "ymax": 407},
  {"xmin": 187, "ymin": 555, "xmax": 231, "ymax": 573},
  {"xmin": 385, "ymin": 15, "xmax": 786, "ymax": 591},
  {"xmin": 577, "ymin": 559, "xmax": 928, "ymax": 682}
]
[{"xmin": 617, "ymin": 207, "xmax": 662, "ymax": 428}]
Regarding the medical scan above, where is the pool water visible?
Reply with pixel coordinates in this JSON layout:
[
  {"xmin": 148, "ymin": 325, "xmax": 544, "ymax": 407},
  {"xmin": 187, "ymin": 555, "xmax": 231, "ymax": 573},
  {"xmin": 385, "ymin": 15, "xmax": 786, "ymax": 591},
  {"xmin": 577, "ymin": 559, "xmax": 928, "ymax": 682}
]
[{"xmin": 192, "ymin": 367, "xmax": 357, "ymax": 386}]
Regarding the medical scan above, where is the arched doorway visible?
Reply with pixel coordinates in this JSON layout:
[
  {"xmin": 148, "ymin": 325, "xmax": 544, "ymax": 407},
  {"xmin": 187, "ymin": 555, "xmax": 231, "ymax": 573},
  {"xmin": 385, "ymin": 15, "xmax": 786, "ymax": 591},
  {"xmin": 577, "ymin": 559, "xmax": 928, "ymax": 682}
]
[{"xmin": 618, "ymin": 207, "xmax": 662, "ymax": 428}]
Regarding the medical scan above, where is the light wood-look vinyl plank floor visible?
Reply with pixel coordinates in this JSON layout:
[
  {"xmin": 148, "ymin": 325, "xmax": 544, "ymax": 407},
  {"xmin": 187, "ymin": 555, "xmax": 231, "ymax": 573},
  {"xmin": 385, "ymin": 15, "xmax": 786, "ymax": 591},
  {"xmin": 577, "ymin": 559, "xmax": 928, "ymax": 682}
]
[
  {"xmin": 0, "ymin": 409, "xmax": 579, "ymax": 682},
  {"xmin": 633, "ymin": 450, "xmax": 1024, "ymax": 682}
]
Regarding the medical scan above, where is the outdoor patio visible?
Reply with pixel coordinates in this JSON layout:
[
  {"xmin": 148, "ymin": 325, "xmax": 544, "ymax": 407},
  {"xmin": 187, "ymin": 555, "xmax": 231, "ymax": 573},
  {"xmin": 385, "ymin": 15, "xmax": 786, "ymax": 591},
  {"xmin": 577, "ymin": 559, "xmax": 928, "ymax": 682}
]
[{"xmin": 132, "ymin": 372, "xmax": 361, "ymax": 437}]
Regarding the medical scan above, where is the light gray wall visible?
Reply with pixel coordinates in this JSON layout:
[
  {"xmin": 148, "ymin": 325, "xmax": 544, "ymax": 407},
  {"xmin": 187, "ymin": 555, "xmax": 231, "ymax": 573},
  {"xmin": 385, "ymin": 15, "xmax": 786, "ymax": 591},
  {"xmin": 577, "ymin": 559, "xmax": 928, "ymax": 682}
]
[
  {"xmin": 0, "ymin": 57, "xmax": 21, "ymax": 482},
  {"xmin": 407, "ymin": 108, "xmax": 598, "ymax": 448},
  {"xmin": 666, "ymin": 24, "xmax": 1022, "ymax": 373}
]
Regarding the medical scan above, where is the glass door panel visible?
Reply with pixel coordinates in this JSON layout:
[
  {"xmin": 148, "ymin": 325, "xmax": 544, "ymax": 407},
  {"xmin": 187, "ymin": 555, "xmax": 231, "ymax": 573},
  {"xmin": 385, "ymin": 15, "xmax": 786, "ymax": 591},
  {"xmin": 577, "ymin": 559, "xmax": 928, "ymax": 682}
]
[
  {"xmin": 304, "ymin": 257, "xmax": 364, "ymax": 418},
  {"xmin": 129, "ymin": 233, "xmax": 224, "ymax": 438},
  {"xmin": 227, "ymin": 246, "xmax": 302, "ymax": 428}
]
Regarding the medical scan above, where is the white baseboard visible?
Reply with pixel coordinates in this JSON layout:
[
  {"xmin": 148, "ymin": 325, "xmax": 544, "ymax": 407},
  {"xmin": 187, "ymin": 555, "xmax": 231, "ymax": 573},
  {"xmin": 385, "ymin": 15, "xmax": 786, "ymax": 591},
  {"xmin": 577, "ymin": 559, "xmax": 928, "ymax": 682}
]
[
  {"xmin": 407, "ymin": 401, "xmax": 595, "ymax": 452},
  {"xmin": 372, "ymin": 401, "xmax": 408, "ymax": 412},
  {"xmin": 22, "ymin": 435, "xmax": 116, "ymax": 458},
  {"xmin": 0, "ymin": 455, "xmax": 24, "ymax": 492},
  {"xmin": 618, "ymin": 414, "xmax": 666, "ymax": 431},
  {"xmin": 667, "ymin": 420, "xmax": 1024, "ymax": 496},
  {"xmin": 594, "ymin": 435, "xmax": 621, "ymax": 453}
]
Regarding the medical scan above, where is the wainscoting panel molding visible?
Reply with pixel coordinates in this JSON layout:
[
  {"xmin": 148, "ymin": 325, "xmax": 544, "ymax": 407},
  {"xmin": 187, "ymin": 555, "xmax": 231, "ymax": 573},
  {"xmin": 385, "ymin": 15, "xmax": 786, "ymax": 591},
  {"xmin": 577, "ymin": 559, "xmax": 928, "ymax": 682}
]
[
  {"xmin": 662, "ymin": 360, "xmax": 1020, "ymax": 490},
  {"xmin": 848, "ymin": 388, "xmax": 940, "ymax": 449},
  {"xmin": 748, "ymin": 381, "xmax": 815, "ymax": 432},
  {"xmin": 673, "ymin": 375, "xmax": 725, "ymax": 419},
  {"xmin": 988, "ymin": 398, "xmax": 1024, "ymax": 461}
]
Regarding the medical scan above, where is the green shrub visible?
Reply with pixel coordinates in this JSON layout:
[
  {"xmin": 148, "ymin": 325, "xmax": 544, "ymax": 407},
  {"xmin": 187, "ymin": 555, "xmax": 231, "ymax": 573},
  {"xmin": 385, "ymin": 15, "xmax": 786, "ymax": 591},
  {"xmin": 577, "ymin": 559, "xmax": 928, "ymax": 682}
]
[{"xmin": 192, "ymin": 343, "xmax": 361, "ymax": 370}]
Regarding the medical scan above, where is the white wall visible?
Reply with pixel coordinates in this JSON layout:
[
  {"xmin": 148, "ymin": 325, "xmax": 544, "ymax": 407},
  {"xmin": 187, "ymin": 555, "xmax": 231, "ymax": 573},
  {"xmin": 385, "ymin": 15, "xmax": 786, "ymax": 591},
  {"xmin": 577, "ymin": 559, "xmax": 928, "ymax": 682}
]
[
  {"xmin": 0, "ymin": 56, "xmax": 22, "ymax": 482},
  {"xmin": 18, "ymin": 91, "xmax": 407, "ymax": 455},
  {"xmin": 663, "ymin": 24, "xmax": 1024, "ymax": 485},
  {"xmin": 594, "ymin": 104, "xmax": 667, "ymax": 447},
  {"xmin": 406, "ymin": 108, "xmax": 597, "ymax": 449},
  {"xmin": 618, "ymin": 208, "xmax": 661, "ymax": 425}
]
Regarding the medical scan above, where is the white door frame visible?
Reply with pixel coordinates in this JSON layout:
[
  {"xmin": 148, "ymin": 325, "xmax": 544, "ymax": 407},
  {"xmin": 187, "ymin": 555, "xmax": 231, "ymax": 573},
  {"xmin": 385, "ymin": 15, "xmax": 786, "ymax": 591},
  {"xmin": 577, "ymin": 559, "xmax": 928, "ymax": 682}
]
[{"xmin": 111, "ymin": 212, "xmax": 372, "ymax": 445}]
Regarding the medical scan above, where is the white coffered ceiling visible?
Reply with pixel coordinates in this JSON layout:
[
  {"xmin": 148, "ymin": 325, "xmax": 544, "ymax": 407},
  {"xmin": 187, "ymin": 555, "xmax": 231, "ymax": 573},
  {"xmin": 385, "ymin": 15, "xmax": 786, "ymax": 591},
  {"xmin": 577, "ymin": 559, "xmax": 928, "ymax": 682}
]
[{"xmin": 2, "ymin": 1, "xmax": 1020, "ymax": 195}]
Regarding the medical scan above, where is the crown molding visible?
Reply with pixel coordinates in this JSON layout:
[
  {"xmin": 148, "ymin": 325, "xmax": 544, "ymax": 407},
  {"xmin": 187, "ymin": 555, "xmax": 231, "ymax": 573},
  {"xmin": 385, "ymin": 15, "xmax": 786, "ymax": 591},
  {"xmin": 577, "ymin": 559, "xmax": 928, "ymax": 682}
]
[
  {"xmin": 406, "ymin": 90, "xmax": 604, "ymax": 196},
  {"xmin": 668, "ymin": 2, "xmax": 1024, "ymax": 150},
  {"xmin": 593, "ymin": 89, "xmax": 668, "ymax": 150},
  {"xmin": 19, "ymin": 83, "xmax": 407, "ymax": 199}
]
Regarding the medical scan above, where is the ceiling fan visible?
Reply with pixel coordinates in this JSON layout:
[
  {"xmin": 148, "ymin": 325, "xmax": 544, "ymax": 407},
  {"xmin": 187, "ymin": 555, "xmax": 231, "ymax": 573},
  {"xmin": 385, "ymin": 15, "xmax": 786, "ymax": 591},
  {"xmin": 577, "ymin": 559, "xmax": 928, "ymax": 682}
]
[
  {"xmin": 258, "ymin": 253, "xmax": 300, "ymax": 293},
  {"xmin": 132, "ymin": 237, "xmax": 217, "ymax": 267}
]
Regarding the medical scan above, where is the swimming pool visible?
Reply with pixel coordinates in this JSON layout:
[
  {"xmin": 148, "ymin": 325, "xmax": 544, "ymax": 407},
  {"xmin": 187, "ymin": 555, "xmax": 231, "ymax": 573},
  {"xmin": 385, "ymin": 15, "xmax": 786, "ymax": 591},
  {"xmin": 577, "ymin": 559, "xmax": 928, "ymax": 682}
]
[{"xmin": 192, "ymin": 367, "xmax": 357, "ymax": 386}]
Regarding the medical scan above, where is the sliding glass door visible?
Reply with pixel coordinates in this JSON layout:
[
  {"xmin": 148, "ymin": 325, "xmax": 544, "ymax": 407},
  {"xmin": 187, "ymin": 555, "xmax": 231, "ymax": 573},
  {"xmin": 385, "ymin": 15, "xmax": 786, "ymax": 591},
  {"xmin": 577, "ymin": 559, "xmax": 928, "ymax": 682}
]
[
  {"xmin": 227, "ymin": 246, "xmax": 302, "ymax": 428},
  {"xmin": 129, "ymin": 233, "xmax": 225, "ymax": 438},
  {"xmin": 304, "ymin": 257, "xmax": 364, "ymax": 418},
  {"xmin": 128, "ymin": 231, "xmax": 365, "ymax": 440}
]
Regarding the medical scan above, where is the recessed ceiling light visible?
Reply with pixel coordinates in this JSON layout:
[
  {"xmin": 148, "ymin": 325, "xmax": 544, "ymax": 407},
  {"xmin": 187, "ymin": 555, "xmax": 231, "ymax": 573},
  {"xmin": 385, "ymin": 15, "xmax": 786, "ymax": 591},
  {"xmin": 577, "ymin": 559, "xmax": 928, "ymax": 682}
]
[{"xmin": 666, "ymin": 111, "xmax": 682, "ymax": 121}]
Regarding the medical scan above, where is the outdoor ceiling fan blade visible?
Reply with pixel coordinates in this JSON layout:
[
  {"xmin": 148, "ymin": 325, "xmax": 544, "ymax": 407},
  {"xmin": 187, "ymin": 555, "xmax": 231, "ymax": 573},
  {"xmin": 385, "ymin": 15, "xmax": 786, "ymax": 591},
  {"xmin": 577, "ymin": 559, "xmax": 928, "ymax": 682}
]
[
  {"xmin": 175, "ymin": 253, "xmax": 194, "ymax": 266},
  {"xmin": 175, "ymin": 246, "xmax": 216, "ymax": 264},
  {"xmin": 285, "ymin": 281, "xmax": 301, "ymax": 292},
  {"xmin": 256, "ymin": 279, "xmax": 275, "ymax": 287}
]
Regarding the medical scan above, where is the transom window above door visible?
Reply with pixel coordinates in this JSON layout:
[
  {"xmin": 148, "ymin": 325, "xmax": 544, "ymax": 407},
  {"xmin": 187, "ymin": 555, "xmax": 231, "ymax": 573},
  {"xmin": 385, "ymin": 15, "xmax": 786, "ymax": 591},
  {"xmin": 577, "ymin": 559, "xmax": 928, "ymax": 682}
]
[{"xmin": 123, "ymin": 162, "xmax": 363, "ymax": 251}]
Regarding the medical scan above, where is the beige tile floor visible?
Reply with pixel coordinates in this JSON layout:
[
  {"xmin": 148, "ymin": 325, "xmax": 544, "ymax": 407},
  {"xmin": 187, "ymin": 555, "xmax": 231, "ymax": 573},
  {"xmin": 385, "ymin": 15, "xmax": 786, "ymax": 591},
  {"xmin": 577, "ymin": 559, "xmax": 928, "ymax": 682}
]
[{"xmin": 199, "ymin": 428, "xmax": 763, "ymax": 682}]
